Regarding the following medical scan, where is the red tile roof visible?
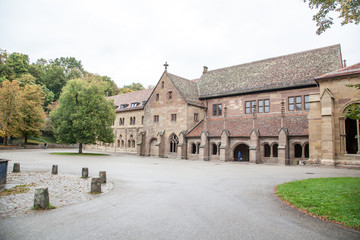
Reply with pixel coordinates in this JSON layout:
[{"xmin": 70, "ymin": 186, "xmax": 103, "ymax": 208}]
[
  {"xmin": 107, "ymin": 88, "xmax": 153, "ymax": 112},
  {"xmin": 187, "ymin": 113, "xmax": 308, "ymax": 137},
  {"xmin": 315, "ymin": 62, "xmax": 360, "ymax": 80}
]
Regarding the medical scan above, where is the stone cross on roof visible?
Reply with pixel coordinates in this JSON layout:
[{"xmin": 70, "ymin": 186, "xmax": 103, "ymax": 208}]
[{"xmin": 164, "ymin": 62, "xmax": 169, "ymax": 71}]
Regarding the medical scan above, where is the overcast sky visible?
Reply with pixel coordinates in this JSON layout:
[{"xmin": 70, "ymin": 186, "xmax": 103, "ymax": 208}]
[{"xmin": 1, "ymin": 0, "xmax": 359, "ymax": 88}]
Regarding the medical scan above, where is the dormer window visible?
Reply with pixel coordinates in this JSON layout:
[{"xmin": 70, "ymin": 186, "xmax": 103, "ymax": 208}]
[
  {"xmin": 131, "ymin": 102, "xmax": 139, "ymax": 108},
  {"xmin": 120, "ymin": 104, "xmax": 128, "ymax": 109}
]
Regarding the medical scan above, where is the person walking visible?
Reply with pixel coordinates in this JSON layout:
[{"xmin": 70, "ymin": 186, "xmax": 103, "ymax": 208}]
[{"xmin": 44, "ymin": 142, "xmax": 47, "ymax": 150}]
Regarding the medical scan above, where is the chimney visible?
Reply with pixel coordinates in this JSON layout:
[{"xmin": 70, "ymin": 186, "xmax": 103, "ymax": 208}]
[
  {"xmin": 203, "ymin": 66, "xmax": 208, "ymax": 74},
  {"xmin": 343, "ymin": 60, "xmax": 347, "ymax": 68}
]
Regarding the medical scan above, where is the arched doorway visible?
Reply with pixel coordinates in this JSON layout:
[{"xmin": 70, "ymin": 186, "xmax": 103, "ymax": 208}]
[
  {"xmin": 233, "ymin": 144, "xmax": 249, "ymax": 161},
  {"xmin": 345, "ymin": 118, "xmax": 359, "ymax": 154}
]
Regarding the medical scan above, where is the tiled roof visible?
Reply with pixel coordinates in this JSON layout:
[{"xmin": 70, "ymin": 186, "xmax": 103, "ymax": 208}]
[
  {"xmin": 187, "ymin": 113, "xmax": 308, "ymax": 137},
  {"xmin": 166, "ymin": 72, "xmax": 204, "ymax": 107},
  {"xmin": 107, "ymin": 88, "xmax": 153, "ymax": 112},
  {"xmin": 316, "ymin": 62, "xmax": 360, "ymax": 80},
  {"xmin": 198, "ymin": 45, "xmax": 342, "ymax": 99}
]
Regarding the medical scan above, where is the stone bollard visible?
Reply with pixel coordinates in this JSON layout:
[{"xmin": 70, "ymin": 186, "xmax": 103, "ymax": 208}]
[
  {"xmin": 13, "ymin": 163, "xmax": 20, "ymax": 172},
  {"xmin": 91, "ymin": 178, "xmax": 101, "ymax": 193},
  {"xmin": 51, "ymin": 165, "xmax": 58, "ymax": 175},
  {"xmin": 34, "ymin": 187, "xmax": 50, "ymax": 209},
  {"xmin": 99, "ymin": 171, "xmax": 106, "ymax": 183},
  {"xmin": 82, "ymin": 167, "xmax": 89, "ymax": 178}
]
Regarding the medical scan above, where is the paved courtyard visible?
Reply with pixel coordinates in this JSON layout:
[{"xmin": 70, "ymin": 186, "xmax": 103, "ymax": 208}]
[{"xmin": 0, "ymin": 149, "xmax": 359, "ymax": 240}]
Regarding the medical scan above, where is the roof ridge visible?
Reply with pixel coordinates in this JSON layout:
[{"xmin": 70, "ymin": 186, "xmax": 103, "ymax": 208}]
[{"xmin": 203, "ymin": 44, "xmax": 341, "ymax": 74}]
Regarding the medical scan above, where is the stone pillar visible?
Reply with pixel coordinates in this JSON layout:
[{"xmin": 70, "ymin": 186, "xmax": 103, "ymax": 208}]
[
  {"xmin": 156, "ymin": 130, "xmax": 165, "ymax": 157},
  {"xmin": 99, "ymin": 171, "xmax": 106, "ymax": 183},
  {"xmin": 199, "ymin": 131, "xmax": 209, "ymax": 161},
  {"xmin": 249, "ymin": 129, "xmax": 259, "ymax": 164},
  {"xmin": 177, "ymin": 131, "xmax": 187, "ymax": 159},
  {"xmin": 13, "ymin": 163, "xmax": 20, "ymax": 172},
  {"xmin": 34, "ymin": 187, "xmax": 50, "ymax": 209},
  {"xmin": 51, "ymin": 165, "xmax": 58, "ymax": 175},
  {"xmin": 82, "ymin": 168, "xmax": 89, "ymax": 178},
  {"xmin": 91, "ymin": 178, "xmax": 101, "ymax": 193},
  {"xmin": 137, "ymin": 131, "xmax": 146, "ymax": 156},
  {"xmin": 320, "ymin": 88, "xmax": 335, "ymax": 165},
  {"xmin": 278, "ymin": 128, "xmax": 288, "ymax": 165},
  {"xmin": 220, "ymin": 130, "xmax": 230, "ymax": 161}
]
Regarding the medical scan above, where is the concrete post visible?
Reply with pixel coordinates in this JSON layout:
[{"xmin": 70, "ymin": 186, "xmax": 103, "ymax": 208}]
[
  {"xmin": 82, "ymin": 168, "xmax": 89, "ymax": 178},
  {"xmin": 91, "ymin": 178, "xmax": 101, "ymax": 193},
  {"xmin": 51, "ymin": 165, "xmax": 58, "ymax": 175},
  {"xmin": 99, "ymin": 171, "xmax": 106, "ymax": 183},
  {"xmin": 34, "ymin": 187, "xmax": 50, "ymax": 209},
  {"xmin": 13, "ymin": 163, "xmax": 20, "ymax": 172}
]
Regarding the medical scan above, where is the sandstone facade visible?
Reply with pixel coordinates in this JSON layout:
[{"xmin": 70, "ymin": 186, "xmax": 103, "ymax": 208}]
[{"xmin": 89, "ymin": 44, "xmax": 360, "ymax": 166}]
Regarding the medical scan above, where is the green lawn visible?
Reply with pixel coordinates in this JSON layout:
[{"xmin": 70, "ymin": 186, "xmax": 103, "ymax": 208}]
[
  {"xmin": 50, "ymin": 152, "xmax": 109, "ymax": 156},
  {"xmin": 275, "ymin": 177, "xmax": 360, "ymax": 229}
]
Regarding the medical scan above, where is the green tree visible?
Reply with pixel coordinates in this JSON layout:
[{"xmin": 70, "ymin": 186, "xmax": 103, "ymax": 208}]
[
  {"xmin": 19, "ymin": 84, "xmax": 46, "ymax": 144},
  {"xmin": 42, "ymin": 64, "xmax": 67, "ymax": 100},
  {"xmin": 101, "ymin": 75, "xmax": 119, "ymax": 96},
  {"xmin": 0, "ymin": 49, "xmax": 15, "ymax": 82},
  {"xmin": 344, "ymin": 84, "xmax": 360, "ymax": 120},
  {"xmin": 0, "ymin": 80, "xmax": 22, "ymax": 145},
  {"xmin": 6, "ymin": 52, "xmax": 30, "ymax": 79},
  {"xmin": 123, "ymin": 82, "xmax": 145, "ymax": 91},
  {"xmin": 304, "ymin": 0, "xmax": 360, "ymax": 35},
  {"xmin": 50, "ymin": 76, "xmax": 115, "ymax": 153}
]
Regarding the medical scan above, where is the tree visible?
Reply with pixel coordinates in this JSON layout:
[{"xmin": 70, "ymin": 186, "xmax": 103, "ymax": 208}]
[
  {"xmin": 344, "ymin": 84, "xmax": 360, "ymax": 120},
  {"xmin": 0, "ymin": 80, "xmax": 22, "ymax": 145},
  {"xmin": 117, "ymin": 82, "xmax": 145, "ymax": 95},
  {"xmin": 19, "ymin": 84, "xmax": 46, "ymax": 144},
  {"xmin": 50, "ymin": 76, "xmax": 115, "ymax": 153},
  {"xmin": 6, "ymin": 52, "xmax": 30, "ymax": 79},
  {"xmin": 304, "ymin": 0, "xmax": 360, "ymax": 35}
]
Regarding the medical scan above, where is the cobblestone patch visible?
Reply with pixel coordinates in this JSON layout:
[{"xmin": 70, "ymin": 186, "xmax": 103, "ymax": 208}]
[{"xmin": 0, "ymin": 171, "xmax": 113, "ymax": 218}]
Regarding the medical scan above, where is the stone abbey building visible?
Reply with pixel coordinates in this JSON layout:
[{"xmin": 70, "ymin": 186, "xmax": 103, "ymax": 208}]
[{"xmin": 87, "ymin": 44, "xmax": 360, "ymax": 166}]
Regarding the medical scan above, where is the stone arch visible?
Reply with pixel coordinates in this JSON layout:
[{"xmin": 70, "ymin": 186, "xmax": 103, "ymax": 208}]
[
  {"xmin": 263, "ymin": 143, "xmax": 271, "ymax": 157},
  {"xmin": 272, "ymin": 143, "xmax": 279, "ymax": 157},
  {"xmin": 117, "ymin": 140, "xmax": 120, "ymax": 148},
  {"xmin": 121, "ymin": 140, "xmax": 124, "ymax": 148},
  {"xmin": 211, "ymin": 142, "xmax": 217, "ymax": 155},
  {"xmin": 303, "ymin": 142, "xmax": 309, "ymax": 158},
  {"xmin": 191, "ymin": 142, "xmax": 196, "ymax": 154},
  {"xmin": 132, "ymin": 140, "xmax": 135, "ymax": 148},
  {"xmin": 169, "ymin": 133, "xmax": 179, "ymax": 153},
  {"xmin": 294, "ymin": 143, "xmax": 302, "ymax": 158},
  {"xmin": 128, "ymin": 140, "xmax": 131, "ymax": 148},
  {"xmin": 233, "ymin": 143, "xmax": 250, "ymax": 161}
]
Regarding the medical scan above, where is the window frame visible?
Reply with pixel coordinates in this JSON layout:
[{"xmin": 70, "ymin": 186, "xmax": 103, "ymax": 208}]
[
  {"xmin": 171, "ymin": 113, "xmax": 177, "ymax": 122},
  {"xmin": 212, "ymin": 104, "xmax": 222, "ymax": 116},
  {"xmin": 304, "ymin": 95, "xmax": 310, "ymax": 110},
  {"xmin": 154, "ymin": 115, "xmax": 159, "ymax": 122}
]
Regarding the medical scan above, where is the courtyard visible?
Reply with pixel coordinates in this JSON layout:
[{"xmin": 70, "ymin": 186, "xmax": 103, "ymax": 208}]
[{"xmin": 0, "ymin": 149, "xmax": 359, "ymax": 240}]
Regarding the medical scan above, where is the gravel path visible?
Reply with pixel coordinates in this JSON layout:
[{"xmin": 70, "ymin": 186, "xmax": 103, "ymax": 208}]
[{"xmin": 0, "ymin": 171, "xmax": 112, "ymax": 218}]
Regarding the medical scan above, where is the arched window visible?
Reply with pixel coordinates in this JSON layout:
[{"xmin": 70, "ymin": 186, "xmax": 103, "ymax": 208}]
[
  {"xmin": 294, "ymin": 144, "xmax": 302, "ymax": 158},
  {"xmin": 170, "ymin": 134, "xmax": 179, "ymax": 153},
  {"xmin": 191, "ymin": 143, "xmax": 196, "ymax": 154},
  {"xmin": 117, "ymin": 140, "xmax": 120, "ymax": 147},
  {"xmin": 273, "ymin": 144, "xmax": 278, "ymax": 157},
  {"xmin": 196, "ymin": 143, "xmax": 200, "ymax": 154},
  {"xmin": 304, "ymin": 143, "xmax": 309, "ymax": 158},
  {"xmin": 212, "ymin": 143, "xmax": 217, "ymax": 155},
  {"xmin": 121, "ymin": 140, "xmax": 124, "ymax": 148},
  {"xmin": 133, "ymin": 117, "xmax": 136, "ymax": 125},
  {"xmin": 128, "ymin": 140, "xmax": 131, "ymax": 148},
  {"xmin": 264, "ymin": 144, "xmax": 270, "ymax": 157},
  {"xmin": 132, "ymin": 140, "xmax": 135, "ymax": 148}
]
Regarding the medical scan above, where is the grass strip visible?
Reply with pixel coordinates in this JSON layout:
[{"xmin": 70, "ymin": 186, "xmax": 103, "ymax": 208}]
[{"xmin": 275, "ymin": 177, "xmax": 360, "ymax": 229}]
